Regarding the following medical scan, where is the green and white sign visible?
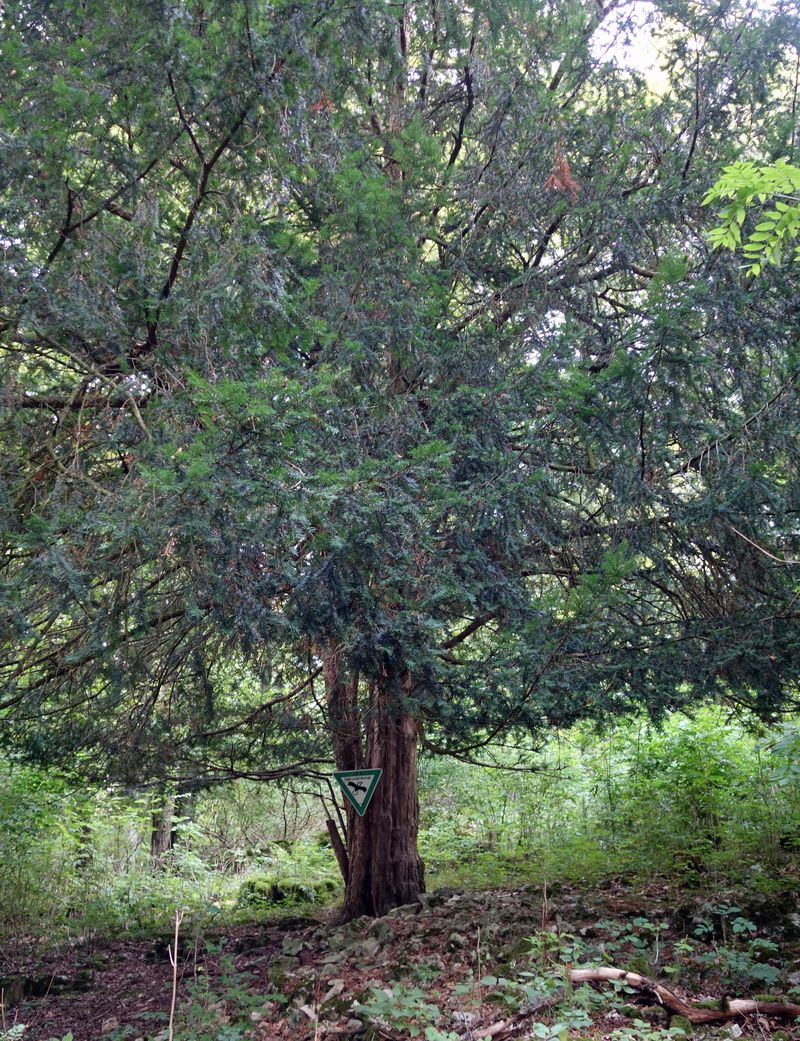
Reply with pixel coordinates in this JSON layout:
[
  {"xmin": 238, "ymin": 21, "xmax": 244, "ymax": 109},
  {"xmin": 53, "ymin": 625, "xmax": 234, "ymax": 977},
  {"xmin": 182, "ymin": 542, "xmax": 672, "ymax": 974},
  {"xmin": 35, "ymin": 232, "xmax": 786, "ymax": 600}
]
[{"xmin": 333, "ymin": 769, "xmax": 382, "ymax": 816}]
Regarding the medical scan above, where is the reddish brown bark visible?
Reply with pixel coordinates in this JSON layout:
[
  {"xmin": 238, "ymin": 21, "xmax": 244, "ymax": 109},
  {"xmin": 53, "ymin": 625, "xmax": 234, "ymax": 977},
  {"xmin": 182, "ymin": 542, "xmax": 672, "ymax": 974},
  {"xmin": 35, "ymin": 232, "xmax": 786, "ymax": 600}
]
[
  {"xmin": 323, "ymin": 646, "xmax": 361, "ymax": 771},
  {"xmin": 343, "ymin": 677, "xmax": 425, "ymax": 918},
  {"xmin": 323, "ymin": 653, "xmax": 425, "ymax": 919}
]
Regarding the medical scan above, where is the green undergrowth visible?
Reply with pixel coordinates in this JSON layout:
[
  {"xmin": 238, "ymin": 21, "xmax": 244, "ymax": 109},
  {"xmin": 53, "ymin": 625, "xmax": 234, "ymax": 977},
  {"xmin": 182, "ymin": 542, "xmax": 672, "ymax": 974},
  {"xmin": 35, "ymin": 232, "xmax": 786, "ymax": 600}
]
[
  {"xmin": 235, "ymin": 872, "xmax": 339, "ymax": 910},
  {"xmin": 1, "ymin": 708, "xmax": 798, "ymax": 948},
  {"xmin": 350, "ymin": 906, "xmax": 800, "ymax": 1041},
  {"xmin": 420, "ymin": 709, "xmax": 800, "ymax": 894}
]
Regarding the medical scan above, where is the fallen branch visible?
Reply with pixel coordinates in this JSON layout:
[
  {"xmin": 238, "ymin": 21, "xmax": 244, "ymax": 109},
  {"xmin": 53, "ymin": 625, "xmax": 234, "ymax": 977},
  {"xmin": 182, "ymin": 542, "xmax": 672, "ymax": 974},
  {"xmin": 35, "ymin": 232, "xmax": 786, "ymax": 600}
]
[
  {"xmin": 352, "ymin": 966, "xmax": 800, "ymax": 1041},
  {"xmin": 568, "ymin": 967, "xmax": 800, "ymax": 1024},
  {"xmin": 460, "ymin": 967, "xmax": 800, "ymax": 1041}
]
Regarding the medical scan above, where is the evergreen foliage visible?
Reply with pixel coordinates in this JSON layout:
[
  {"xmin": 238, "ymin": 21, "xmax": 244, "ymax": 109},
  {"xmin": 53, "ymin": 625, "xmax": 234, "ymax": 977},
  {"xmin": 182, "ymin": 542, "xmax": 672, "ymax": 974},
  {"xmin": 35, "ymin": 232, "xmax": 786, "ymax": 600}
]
[{"xmin": 1, "ymin": 0, "xmax": 799, "ymax": 863}]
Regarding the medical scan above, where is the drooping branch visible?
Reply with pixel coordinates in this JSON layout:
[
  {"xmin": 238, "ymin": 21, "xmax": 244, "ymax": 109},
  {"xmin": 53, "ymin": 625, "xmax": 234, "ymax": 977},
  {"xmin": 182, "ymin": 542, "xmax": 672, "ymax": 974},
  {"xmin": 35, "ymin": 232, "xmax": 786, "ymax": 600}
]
[
  {"xmin": 676, "ymin": 369, "xmax": 799, "ymax": 477},
  {"xmin": 161, "ymin": 761, "xmax": 335, "ymax": 786}
]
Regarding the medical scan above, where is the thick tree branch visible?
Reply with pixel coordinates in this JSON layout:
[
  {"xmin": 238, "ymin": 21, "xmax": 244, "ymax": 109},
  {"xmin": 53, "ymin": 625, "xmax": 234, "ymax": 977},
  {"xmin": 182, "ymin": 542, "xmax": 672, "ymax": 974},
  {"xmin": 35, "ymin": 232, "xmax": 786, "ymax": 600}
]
[
  {"xmin": 442, "ymin": 613, "xmax": 494, "ymax": 650},
  {"xmin": 446, "ymin": 35, "xmax": 475, "ymax": 168}
]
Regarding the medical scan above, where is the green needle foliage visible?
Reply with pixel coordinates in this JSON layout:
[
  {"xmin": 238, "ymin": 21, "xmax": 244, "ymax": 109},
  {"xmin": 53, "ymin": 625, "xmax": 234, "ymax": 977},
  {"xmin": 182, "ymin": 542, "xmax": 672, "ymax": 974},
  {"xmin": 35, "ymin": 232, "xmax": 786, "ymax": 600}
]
[{"xmin": 1, "ymin": 0, "xmax": 799, "ymax": 790}]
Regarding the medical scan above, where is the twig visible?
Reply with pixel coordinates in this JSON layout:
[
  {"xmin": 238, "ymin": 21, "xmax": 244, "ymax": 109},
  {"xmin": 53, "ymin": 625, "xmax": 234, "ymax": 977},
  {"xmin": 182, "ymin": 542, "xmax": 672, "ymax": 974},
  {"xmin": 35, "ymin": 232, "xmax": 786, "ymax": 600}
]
[
  {"xmin": 728, "ymin": 524, "xmax": 800, "ymax": 565},
  {"xmin": 168, "ymin": 71, "xmax": 205, "ymax": 163},
  {"xmin": 128, "ymin": 394, "xmax": 153, "ymax": 441},
  {"xmin": 167, "ymin": 909, "xmax": 184, "ymax": 1041},
  {"xmin": 476, "ymin": 925, "xmax": 482, "ymax": 1003}
]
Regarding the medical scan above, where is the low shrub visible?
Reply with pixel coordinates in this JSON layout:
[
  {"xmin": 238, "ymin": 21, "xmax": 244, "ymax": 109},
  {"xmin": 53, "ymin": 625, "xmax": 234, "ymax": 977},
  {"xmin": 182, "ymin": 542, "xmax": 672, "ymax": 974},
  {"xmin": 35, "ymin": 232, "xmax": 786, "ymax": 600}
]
[{"xmin": 236, "ymin": 873, "xmax": 339, "ymax": 908}]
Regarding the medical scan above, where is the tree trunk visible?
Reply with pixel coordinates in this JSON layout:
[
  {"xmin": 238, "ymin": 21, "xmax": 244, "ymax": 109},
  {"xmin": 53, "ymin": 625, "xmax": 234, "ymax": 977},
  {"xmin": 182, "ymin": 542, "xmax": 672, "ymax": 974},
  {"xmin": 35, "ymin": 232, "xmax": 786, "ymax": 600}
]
[
  {"xmin": 325, "ymin": 3, "xmax": 422, "ymax": 920},
  {"xmin": 323, "ymin": 652, "xmax": 425, "ymax": 919},
  {"xmin": 150, "ymin": 792, "xmax": 175, "ymax": 865},
  {"xmin": 344, "ymin": 691, "xmax": 425, "ymax": 918},
  {"xmin": 170, "ymin": 789, "xmax": 199, "ymax": 848}
]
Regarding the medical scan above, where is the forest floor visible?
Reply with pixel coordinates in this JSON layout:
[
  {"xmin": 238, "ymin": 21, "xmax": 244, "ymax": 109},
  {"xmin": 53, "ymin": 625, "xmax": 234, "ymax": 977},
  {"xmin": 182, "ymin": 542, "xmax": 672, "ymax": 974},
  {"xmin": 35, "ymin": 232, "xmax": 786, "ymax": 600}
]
[{"xmin": 3, "ymin": 874, "xmax": 800, "ymax": 1041}]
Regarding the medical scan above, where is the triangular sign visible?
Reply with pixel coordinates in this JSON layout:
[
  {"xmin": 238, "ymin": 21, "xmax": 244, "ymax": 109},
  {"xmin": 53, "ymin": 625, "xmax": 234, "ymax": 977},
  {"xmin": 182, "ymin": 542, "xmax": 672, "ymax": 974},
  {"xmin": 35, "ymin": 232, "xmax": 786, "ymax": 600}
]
[{"xmin": 333, "ymin": 769, "xmax": 382, "ymax": 816}]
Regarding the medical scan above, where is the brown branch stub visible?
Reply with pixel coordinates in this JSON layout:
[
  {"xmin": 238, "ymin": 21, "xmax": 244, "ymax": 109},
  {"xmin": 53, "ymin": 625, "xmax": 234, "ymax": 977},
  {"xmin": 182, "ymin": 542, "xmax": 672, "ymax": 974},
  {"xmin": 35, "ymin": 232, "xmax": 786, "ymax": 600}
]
[{"xmin": 106, "ymin": 201, "xmax": 134, "ymax": 221}]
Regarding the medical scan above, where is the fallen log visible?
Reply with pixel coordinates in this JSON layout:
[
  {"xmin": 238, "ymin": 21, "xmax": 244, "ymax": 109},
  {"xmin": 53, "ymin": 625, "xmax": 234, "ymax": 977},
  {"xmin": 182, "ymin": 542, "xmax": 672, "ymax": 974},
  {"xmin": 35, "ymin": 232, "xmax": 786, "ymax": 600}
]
[{"xmin": 568, "ymin": 967, "xmax": 800, "ymax": 1024}]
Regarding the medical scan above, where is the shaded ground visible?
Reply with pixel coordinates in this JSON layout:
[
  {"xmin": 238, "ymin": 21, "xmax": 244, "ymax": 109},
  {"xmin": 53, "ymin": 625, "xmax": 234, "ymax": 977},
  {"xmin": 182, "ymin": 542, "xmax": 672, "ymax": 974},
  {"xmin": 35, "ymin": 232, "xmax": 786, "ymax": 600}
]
[
  {"xmin": 2, "ymin": 920, "xmax": 288, "ymax": 1040},
  {"xmin": 4, "ymin": 877, "xmax": 800, "ymax": 1041}
]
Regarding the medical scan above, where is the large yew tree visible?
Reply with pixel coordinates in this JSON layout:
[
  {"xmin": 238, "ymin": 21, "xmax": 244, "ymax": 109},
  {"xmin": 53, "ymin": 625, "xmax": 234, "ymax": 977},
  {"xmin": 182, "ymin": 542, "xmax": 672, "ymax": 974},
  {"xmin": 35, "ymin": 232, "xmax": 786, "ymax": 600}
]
[{"xmin": 2, "ymin": 0, "xmax": 800, "ymax": 918}]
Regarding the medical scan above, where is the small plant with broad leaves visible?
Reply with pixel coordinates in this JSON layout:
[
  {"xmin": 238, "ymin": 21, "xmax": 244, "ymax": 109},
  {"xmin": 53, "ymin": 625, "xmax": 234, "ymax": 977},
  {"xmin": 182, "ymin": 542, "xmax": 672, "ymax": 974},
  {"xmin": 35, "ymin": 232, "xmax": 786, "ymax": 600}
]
[
  {"xmin": 689, "ymin": 904, "xmax": 783, "ymax": 989},
  {"xmin": 0, "ymin": 1028, "xmax": 28, "ymax": 1041},
  {"xmin": 354, "ymin": 984, "xmax": 443, "ymax": 1039},
  {"xmin": 608, "ymin": 1021, "xmax": 687, "ymax": 1041},
  {"xmin": 704, "ymin": 159, "xmax": 800, "ymax": 273},
  {"xmin": 529, "ymin": 1019, "xmax": 587, "ymax": 1041},
  {"xmin": 1, "ymin": 1030, "xmax": 74, "ymax": 1041},
  {"xmin": 527, "ymin": 930, "xmax": 591, "ymax": 966},
  {"xmin": 422, "ymin": 1031, "xmax": 491, "ymax": 1041},
  {"xmin": 471, "ymin": 965, "xmax": 596, "ymax": 1036},
  {"xmin": 355, "ymin": 983, "xmax": 494, "ymax": 1041},
  {"xmin": 164, "ymin": 951, "xmax": 281, "ymax": 1041},
  {"xmin": 698, "ymin": 941, "xmax": 781, "ymax": 988}
]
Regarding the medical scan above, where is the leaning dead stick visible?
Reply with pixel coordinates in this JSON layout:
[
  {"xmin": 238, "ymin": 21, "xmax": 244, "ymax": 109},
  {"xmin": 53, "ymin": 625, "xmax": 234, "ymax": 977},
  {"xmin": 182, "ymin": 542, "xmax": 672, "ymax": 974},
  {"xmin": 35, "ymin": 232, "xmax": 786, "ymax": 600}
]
[{"xmin": 167, "ymin": 909, "xmax": 184, "ymax": 1041}]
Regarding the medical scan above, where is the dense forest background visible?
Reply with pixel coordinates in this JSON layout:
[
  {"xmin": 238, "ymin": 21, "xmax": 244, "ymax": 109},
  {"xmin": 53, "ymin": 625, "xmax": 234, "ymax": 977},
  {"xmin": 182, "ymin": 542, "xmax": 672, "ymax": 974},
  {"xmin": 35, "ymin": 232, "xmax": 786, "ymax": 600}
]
[{"xmin": 2, "ymin": 709, "xmax": 800, "ymax": 943}]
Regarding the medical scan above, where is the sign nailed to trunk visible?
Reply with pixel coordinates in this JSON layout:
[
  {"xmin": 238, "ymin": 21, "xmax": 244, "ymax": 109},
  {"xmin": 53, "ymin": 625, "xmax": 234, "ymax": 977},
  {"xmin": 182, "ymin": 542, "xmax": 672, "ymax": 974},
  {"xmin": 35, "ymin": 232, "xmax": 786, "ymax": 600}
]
[{"xmin": 333, "ymin": 769, "xmax": 382, "ymax": 816}]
